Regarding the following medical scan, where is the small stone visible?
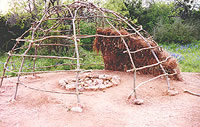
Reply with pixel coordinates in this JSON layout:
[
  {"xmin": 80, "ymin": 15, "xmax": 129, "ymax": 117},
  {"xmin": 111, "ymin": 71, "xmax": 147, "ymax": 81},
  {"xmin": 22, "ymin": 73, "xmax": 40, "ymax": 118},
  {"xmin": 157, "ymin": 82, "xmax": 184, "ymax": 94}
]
[
  {"xmin": 0, "ymin": 90, "xmax": 5, "ymax": 93},
  {"xmin": 59, "ymin": 79, "xmax": 67, "ymax": 88},
  {"xmin": 133, "ymin": 99, "xmax": 144, "ymax": 105},
  {"xmin": 83, "ymin": 83, "xmax": 89, "ymax": 87},
  {"xmin": 91, "ymin": 74, "xmax": 99, "ymax": 78},
  {"xmin": 92, "ymin": 79, "xmax": 99, "ymax": 85},
  {"xmin": 99, "ymin": 74, "xmax": 105, "ymax": 79},
  {"xmin": 65, "ymin": 84, "xmax": 76, "ymax": 90},
  {"xmin": 168, "ymin": 89, "xmax": 179, "ymax": 96},
  {"xmin": 80, "ymin": 82, "xmax": 85, "ymax": 87},
  {"xmin": 84, "ymin": 73, "xmax": 92, "ymax": 78},
  {"xmin": 99, "ymin": 74, "xmax": 111, "ymax": 80},
  {"xmin": 79, "ymin": 74, "xmax": 87, "ymax": 79},
  {"xmin": 105, "ymin": 75, "xmax": 112, "ymax": 80},
  {"xmin": 89, "ymin": 85, "xmax": 98, "ymax": 90},
  {"xmin": 92, "ymin": 79, "xmax": 98, "ymax": 86},
  {"xmin": 85, "ymin": 80, "xmax": 93, "ymax": 85},
  {"xmin": 8, "ymin": 97, "xmax": 16, "ymax": 103},
  {"xmin": 105, "ymin": 82, "xmax": 113, "ymax": 88},
  {"xmin": 71, "ymin": 79, "xmax": 76, "ymax": 82},
  {"xmin": 31, "ymin": 75, "xmax": 40, "ymax": 79},
  {"xmin": 84, "ymin": 87, "xmax": 90, "ymax": 90},
  {"xmin": 71, "ymin": 106, "xmax": 83, "ymax": 113},
  {"xmin": 96, "ymin": 79, "xmax": 103, "ymax": 84},
  {"xmin": 111, "ymin": 76, "xmax": 120, "ymax": 85},
  {"xmin": 79, "ymin": 78, "xmax": 84, "ymax": 82},
  {"xmin": 78, "ymin": 85, "xmax": 83, "ymax": 89},
  {"xmin": 85, "ymin": 78, "xmax": 90, "ymax": 81},
  {"xmin": 91, "ymin": 80, "xmax": 97, "ymax": 86},
  {"xmin": 99, "ymin": 84, "xmax": 106, "ymax": 90}
]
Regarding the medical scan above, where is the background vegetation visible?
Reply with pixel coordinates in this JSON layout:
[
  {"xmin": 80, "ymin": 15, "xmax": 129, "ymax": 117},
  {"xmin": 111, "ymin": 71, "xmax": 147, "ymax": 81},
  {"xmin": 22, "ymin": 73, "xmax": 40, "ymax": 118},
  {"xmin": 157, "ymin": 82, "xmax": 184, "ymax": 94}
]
[{"xmin": 0, "ymin": 0, "xmax": 199, "ymax": 74}]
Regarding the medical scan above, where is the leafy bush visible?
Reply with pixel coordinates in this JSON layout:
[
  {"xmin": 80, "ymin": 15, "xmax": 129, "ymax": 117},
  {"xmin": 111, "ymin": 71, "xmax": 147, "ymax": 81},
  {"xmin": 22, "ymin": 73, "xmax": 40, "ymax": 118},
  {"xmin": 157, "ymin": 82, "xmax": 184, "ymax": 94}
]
[
  {"xmin": 154, "ymin": 18, "xmax": 198, "ymax": 44},
  {"xmin": 123, "ymin": 0, "xmax": 200, "ymax": 44},
  {"xmin": 104, "ymin": 0, "xmax": 129, "ymax": 17},
  {"xmin": 138, "ymin": 2, "xmax": 174, "ymax": 33},
  {"xmin": 79, "ymin": 21, "xmax": 96, "ymax": 50},
  {"xmin": 0, "ymin": 15, "xmax": 29, "ymax": 52},
  {"xmin": 124, "ymin": 1, "xmax": 174, "ymax": 32}
]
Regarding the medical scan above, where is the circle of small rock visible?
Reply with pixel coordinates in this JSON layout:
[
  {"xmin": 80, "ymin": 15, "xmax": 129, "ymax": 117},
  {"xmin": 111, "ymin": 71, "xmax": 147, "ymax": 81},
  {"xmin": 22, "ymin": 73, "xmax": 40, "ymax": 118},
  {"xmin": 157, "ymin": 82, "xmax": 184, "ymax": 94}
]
[{"xmin": 59, "ymin": 73, "xmax": 121, "ymax": 91}]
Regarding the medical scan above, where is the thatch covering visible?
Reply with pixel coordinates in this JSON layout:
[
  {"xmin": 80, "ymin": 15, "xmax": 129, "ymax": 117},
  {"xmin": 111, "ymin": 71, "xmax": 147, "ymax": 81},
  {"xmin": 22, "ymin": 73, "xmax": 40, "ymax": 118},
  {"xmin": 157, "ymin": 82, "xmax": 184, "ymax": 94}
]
[{"xmin": 93, "ymin": 28, "xmax": 183, "ymax": 81}]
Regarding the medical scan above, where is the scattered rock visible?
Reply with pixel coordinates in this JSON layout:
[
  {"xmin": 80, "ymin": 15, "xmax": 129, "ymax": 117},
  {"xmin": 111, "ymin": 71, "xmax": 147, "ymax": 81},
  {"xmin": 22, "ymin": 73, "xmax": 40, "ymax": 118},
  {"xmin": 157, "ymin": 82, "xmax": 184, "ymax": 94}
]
[
  {"xmin": 95, "ymin": 79, "xmax": 103, "ymax": 85},
  {"xmin": 168, "ymin": 89, "xmax": 179, "ymax": 96},
  {"xmin": 133, "ymin": 99, "xmax": 144, "ymax": 105},
  {"xmin": 111, "ymin": 76, "xmax": 120, "ymax": 85},
  {"xmin": 104, "ymin": 81, "xmax": 113, "ymax": 88},
  {"xmin": 99, "ymin": 74, "xmax": 110, "ymax": 80},
  {"xmin": 71, "ymin": 106, "xmax": 83, "ymax": 113},
  {"xmin": 0, "ymin": 89, "xmax": 5, "ymax": 93},
  {"xmin": 8, "ymin": 97, "xmax": 16, "ymax": 103},
  {"xmin": 99, "ymin": 84, "xmax": 106, "ymax": 90},
  {"xmin": 65, "ymin": 84, "xmax": 76, "ymax": 90},
  {"xmin": 59, "ymin": 79, "xmax": 67, "ymax": 88},
  {"xmin": 85, "ymin": 80, "xmax": 93, "ymax": 85}
]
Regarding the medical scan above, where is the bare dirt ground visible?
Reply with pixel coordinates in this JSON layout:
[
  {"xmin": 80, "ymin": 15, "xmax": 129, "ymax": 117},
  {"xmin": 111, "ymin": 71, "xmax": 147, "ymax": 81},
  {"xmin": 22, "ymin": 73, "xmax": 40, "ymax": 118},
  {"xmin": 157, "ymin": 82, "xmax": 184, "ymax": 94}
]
[{"xmin": 0, "ymin": 71, "xmax": 200, "ymax": 127}]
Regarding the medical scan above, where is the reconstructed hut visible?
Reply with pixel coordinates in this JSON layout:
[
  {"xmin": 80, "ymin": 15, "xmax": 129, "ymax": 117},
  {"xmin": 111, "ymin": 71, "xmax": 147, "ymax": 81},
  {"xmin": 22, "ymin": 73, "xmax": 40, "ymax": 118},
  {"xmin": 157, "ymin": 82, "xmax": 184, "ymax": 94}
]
[{"xmin": 0, "ymin": 1, "xmax": 182, "ymax": 106}]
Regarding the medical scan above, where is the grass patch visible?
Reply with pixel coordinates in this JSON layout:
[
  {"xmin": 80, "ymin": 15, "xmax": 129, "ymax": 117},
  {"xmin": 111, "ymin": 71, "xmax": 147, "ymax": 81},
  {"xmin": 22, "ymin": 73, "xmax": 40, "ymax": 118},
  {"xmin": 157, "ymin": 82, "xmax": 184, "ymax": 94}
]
[
  {"xmin": 0, "ymin": 48, "xmax": 104, "ymax": 77},
  {"xmin": 160, "ymin": 41, "xmax": 200, "ymax": 72}
]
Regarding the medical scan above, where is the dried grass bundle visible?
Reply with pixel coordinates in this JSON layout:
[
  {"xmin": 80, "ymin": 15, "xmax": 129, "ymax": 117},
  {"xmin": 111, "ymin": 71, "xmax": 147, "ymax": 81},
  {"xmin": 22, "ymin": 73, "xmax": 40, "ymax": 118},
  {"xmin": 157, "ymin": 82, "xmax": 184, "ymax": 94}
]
[{"xmin": 93, "ymin": 28, "xmax": 183, "ymax": 81}]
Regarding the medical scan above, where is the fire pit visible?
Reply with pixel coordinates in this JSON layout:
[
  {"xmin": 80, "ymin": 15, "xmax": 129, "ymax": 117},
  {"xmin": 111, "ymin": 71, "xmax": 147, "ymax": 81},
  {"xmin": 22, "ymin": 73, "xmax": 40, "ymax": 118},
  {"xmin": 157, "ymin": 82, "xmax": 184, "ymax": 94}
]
[{"xmin": 59, "ymin": 73, "xmax": 121, "ymax": 91}]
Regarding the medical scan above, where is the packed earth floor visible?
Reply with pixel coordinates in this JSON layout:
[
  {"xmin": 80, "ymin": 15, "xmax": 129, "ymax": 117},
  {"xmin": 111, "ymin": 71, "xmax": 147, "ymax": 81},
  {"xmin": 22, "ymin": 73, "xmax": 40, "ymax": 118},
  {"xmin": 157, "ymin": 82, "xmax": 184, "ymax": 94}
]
[{"xmin": 0, "ymin": 70, "xmax": 200, "ymax": 127}]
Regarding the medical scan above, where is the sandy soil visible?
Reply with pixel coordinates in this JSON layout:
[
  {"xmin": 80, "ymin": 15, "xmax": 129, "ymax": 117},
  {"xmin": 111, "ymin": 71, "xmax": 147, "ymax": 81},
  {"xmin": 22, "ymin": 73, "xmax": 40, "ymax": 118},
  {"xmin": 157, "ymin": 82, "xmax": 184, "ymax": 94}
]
[{"xmin": 0, "ymin": 71, "xmax": 200, "ymax": 127}]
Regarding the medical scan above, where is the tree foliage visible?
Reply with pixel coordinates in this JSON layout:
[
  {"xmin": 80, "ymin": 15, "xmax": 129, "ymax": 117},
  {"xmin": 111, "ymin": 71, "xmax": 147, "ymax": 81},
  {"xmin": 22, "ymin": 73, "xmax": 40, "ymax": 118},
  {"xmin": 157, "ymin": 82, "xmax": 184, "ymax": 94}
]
[
  {"xmin": 123, "ymin": 0, "xmax": 200, "ymax": 43},
  {"xmin": 103, "ymin": 0, "xmax": 129, "ymax": 16},
  {"xmin": 173, "ymin": 0, "xmax": 200, "ymax": 20},
  {"xmin": 154, "ymin": 18, "xmax": 198, "ymax": 44},
  {"xmin": 124, "ymin": 0, "xmax": 143, "ymax": 23},
  {"xmin": 0, "ymin": 14, "xmax": 30, "ymax": 52},
  {"xmin": 0, "ymin": 0, "xmax": 47, "ymax": 52}
]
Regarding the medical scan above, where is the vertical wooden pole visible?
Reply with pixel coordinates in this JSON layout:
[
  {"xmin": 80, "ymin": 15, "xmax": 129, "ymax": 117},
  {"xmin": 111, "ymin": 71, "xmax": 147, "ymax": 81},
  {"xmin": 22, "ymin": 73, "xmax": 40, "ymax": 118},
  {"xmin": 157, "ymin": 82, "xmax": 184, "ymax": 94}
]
[
  {"xmin": 133, "ymin": 70, "xmax": 137, "ymax": 99},
  {"xmin": 14, "ymin": 42, "xmax": 33, "ymax": 99},
  {"xmin": 0, "ymin": 55, "xmax": 11, "ymax": 87},
  {"xmin": 72, "ymin": 18, "xmax": 81, "ymax": 104},
  {"xmin": 33, "ymin": 45, "xmax": 38, "ymax": 76}
]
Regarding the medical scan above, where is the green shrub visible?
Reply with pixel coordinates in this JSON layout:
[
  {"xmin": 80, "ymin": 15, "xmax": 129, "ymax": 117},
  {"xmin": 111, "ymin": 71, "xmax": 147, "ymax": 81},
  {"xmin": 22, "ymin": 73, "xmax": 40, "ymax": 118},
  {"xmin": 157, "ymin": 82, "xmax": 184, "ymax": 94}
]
[
  {"xmin": 124, "ymin": 1, "xmax": 200, "ymax": 44},
  {"xmin": 79, "ymin": 21, "xmax": 96, "ymax": 50},
  {"xmin": 154, "ymin": 18, "xmax": 198, "ymax": 44},
  {"xmin": 138, "ymin": 2, "xmax": 174, "ymax": 33}
]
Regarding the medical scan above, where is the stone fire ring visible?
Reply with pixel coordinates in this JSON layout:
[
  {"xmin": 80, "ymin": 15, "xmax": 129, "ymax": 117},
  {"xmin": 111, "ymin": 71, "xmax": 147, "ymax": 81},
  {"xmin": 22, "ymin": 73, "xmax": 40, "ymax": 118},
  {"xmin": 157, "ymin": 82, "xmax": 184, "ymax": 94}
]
[{"xmin": 59, "ymin": 73, "xmax": 121, "ymax": 91}]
